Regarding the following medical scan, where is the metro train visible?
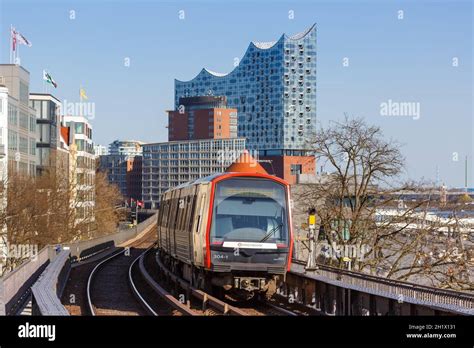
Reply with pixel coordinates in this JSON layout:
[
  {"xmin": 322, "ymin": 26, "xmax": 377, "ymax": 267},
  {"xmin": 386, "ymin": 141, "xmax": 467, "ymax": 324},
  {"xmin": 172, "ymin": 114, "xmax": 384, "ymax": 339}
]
[{"xmin": 156, "ymin": 161, "xmax": 294, "ymax": 299}]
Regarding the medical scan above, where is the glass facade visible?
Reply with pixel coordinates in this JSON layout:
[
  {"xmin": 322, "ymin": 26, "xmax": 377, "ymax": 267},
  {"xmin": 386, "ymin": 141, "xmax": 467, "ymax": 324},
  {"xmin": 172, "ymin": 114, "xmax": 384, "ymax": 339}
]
[
  {"xmin": 175, "ymin": 24, "xmax": 317, "ymax": 153},
  {"xmin": 29, "ymin": 95, "xmax": 60, "ymax": 175},
  {"xmin": 0, "ymin": 65, "xmax": 38, "ymax": 177},
  {"xmin": 142, "ymin": 138, "xmax": 246, "ymax": 207},
  {"xmin": 108, "ymin": 140, "xmax": 143, "ymax": 157}
]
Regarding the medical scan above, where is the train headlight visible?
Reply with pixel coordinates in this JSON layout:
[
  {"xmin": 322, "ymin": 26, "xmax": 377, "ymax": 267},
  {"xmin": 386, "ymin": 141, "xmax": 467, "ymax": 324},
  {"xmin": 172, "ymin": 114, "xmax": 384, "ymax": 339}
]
[{"xmin": 241, "ymin": 279, "xmax": 249, "ymax": 289}]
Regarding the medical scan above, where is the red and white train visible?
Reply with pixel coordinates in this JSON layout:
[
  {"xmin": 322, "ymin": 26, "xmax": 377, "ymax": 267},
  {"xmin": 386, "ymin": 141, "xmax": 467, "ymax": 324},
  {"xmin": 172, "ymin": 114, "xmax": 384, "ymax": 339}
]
[{"xmin": 156, "ymin": 157, "xmax": 294, "ymax": 298}]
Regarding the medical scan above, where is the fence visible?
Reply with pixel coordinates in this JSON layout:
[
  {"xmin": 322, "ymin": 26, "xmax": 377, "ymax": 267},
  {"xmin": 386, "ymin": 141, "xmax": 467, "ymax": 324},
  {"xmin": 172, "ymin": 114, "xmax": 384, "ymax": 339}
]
[
  {"xmin": 0, "ymin": 247, "xmax": 51, "ymax": 315},
  {"xmin": 291, "ymin": 255, "xmax": 474, "ymax": 315},
  {"xmin": 0, "ymin": 213, "xmax": 157, "ymax": 315},
  {"xmin": 64, "ymin": 213, "xmax": 157, "ymax": 262}
]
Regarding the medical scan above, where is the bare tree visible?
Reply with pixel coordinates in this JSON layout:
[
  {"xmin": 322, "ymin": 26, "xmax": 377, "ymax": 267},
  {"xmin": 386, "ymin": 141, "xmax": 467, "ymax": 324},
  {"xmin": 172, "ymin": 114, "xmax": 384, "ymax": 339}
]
[
  {"xmin": 0, "ymin": 155, "xmax": 124, "ymax": 275},
  {"xmin": 93, "ymin": 171, "xmax": 125, "ymax": 238},
  {"xmin": 294, "ymin": 116, "xmax": 473, "ymax": 291}
]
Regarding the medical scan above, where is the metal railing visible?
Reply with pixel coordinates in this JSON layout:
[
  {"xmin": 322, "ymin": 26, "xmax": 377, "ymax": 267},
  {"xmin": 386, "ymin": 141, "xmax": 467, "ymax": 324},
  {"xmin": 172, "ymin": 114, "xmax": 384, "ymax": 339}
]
[
  {"xmin": 291, "ymin": 259, "xmax": 474, "ymax": 314},
  {"xmin": 0, "ymin": 213, "xmax": 158, "ymax": 315},
  {"xmin": 64, "ymin": 213, "xmax": 157, "ymax": 262}
]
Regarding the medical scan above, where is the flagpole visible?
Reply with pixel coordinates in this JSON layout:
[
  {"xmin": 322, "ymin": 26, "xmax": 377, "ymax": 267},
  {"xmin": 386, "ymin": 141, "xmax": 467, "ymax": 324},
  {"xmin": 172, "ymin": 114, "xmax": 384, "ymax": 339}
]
[
  {"xmin": 9, "ymin": 25, "xmax": 12, "ymax": 64},
  {"xmin": 16, "ymin": 42, "xmax": 19, "ymax": 65},
  {"xmin": 79, "ymin": 85, "xmax": 82, "ymax": 117}
]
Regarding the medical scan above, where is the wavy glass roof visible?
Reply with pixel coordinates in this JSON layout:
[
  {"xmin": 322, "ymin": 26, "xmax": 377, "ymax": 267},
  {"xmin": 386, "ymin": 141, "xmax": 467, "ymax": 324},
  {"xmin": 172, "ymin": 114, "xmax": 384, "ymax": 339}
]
[{"xmin": 176, "ymin": 23, "xmax": 316, "ymax": 82}]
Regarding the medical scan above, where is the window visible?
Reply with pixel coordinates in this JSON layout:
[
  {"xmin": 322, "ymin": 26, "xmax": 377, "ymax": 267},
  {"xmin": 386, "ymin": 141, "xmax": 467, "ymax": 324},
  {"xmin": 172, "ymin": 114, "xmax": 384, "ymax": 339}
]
[
  {"xmin": 29, "ymin": 115, "xmax": 36, "ymax": 132},
  {"xmin": 19, "ymin": 81, "xmax": 28, "ymax": 105},
  {"xmin": 290, "ymin": 164, "xmax": 302, "ymax": 176},
  {"xmin": 19, "ymin": 136, "xmax": 28, "ymax": 154},
  {"xmin": 8, "ymin": 105, "xmax": 17, "ymax": 125},
  {"xmin": 75, "ymin": 139, "xmax": 84, "ymax": 151},
  {"xmin": 19, "ymin": 111, "xmax": 29, "ymax": 129},
  {"xmin": 29, "ymin": 138, "xmax": 36, "ymax": 155},
  {"xmin": 8, "ymin": 130, "xmax": 17, "ymax": 151},
  {"xmin": 75, "ymin": 123, "xmax": 84, "ymax": 134}
]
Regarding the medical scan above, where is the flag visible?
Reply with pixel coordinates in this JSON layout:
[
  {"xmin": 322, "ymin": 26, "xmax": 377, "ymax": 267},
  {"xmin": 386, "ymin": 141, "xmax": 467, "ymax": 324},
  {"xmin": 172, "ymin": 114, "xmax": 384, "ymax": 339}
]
[
  {"xmin": 43, "ymin": 70, "xmax": 57, "ymax": 88},
  {"xmin": 11, "ymin": 27, "xmax": 17, "ymax": 51},
  {"xmin": 80, "ymin": 88, "xmax": 88, "ymax": 100},
  {"xmin": 16, "ymin": 30, "xmax": 32, "ymax": 47}
]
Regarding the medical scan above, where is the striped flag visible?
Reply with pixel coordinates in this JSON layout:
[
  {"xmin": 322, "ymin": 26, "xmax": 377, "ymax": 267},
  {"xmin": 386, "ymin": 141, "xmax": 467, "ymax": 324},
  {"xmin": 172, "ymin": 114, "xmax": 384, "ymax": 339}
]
[
  {"xmin": 43, "ymin": 70, "xmax": 57, "ymax": 88},
  {"xmin": 14, "ymin": 29, "xmax": 32, "ymax": 47}
]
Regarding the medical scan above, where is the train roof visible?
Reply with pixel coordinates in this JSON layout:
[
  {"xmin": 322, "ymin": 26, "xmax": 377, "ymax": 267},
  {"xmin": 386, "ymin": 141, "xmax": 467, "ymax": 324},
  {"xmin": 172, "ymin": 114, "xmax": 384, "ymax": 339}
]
[{"xmin": 165, "ymin": 172, "xmax": 289, "ymax": 193}]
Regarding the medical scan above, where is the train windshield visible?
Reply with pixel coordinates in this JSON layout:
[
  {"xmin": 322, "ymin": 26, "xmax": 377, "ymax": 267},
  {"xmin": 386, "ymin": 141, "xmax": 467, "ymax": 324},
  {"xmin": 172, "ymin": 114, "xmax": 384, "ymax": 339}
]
[{"xmin": 210, "ymin": 178, "xmax": 289, "ymax": 245}]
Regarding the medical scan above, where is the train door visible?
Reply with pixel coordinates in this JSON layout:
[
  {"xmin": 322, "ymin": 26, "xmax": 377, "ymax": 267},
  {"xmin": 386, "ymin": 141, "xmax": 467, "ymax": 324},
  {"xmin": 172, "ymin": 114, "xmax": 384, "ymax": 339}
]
[
  {"xmin": 168, "ymin": 190, "xmax": 178, "ymax": 257},
  {"xmin": 186, "ymin": 186, "xmax": 198, "ymax": 262},
  {"xmin": 191, "ymin": 183, "xmax": 211, "ymax": 267}
]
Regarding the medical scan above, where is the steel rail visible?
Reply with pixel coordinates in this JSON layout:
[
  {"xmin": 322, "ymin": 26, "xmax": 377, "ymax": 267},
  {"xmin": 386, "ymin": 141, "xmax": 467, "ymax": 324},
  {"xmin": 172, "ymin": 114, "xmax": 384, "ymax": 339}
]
[{"xmin": 128, "ymin": 247, "xmax": 158, "ymax": 316}]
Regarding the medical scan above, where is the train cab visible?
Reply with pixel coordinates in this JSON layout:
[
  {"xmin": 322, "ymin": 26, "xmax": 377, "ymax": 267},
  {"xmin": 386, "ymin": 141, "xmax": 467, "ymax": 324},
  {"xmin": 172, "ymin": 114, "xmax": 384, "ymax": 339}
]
[{"xmin": 207, "ymin": 173, "xmax": 293, "ymax": 293}]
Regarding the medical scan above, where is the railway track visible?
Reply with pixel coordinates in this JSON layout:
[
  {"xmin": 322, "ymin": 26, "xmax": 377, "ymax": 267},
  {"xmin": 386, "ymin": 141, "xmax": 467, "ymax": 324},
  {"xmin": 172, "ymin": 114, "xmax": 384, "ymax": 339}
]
[
  {"xmin": 83, "ymin": 237, "xmax": 296, "ymax": 316},
  {"xmin": 151, "ymin": 249, "xmax": 249, "ymax": 316},
  {"xmin": 86, "ymin": 234, "xmax": 156, "ymax": 316},
  {"xmin": 148, "ymin": 248, "xmax": 307, "ymax": 316},
  {"xmin": 133, "ymin": 247, "xmax": 196, "ymax": 316},
  {"xmin": 226, "ymin": 298, "xmax": 297, "ymax": 316},
  {"xmin": 86, "ymin": 232, "xmax": 188, "ymax": 316},
  {"xmin": 80, "ymin": 231, "xmax": 308, "ymax": 316}
]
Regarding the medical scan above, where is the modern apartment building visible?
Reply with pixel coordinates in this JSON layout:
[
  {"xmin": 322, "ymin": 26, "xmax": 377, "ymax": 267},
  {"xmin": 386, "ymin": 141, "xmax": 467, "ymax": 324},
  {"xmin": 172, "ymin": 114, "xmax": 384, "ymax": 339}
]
[
  {"xmin": 168, "ymin": 96, "xmax": 237, "ymax": 141},
  {"xmin": 174, "ymin": 24, "xmax": 317, "ymax": 183},
  {"xmin": 99, "ymin": 140, "xmax": 143, "ymax": 200},
  {"xmin": 0, "ymin": 65, "xmax": 37, "ymax": 177},
  {"xmin": 99, "ymin": 155, "xmax": 143, "ymax": 201},
  {"xmin": 29, "ymin": 93, "xmax": 61, "ymax": 175},
  {"xmin": 109, "ymin": 139, "xmax": 144, "ymax": 157},
  {"xmin": 142, "ymin": 137, "xmax": 246, "ymax": 208},
  {"xmin": 94, "ymin": 144, "xmax": 108, "ymax": 156},
  {"xmin": 0, "ymin": 65, "xmax": 37, "ymax": 262},
  {"xmin": 63, "ymin": 115, "xmax": 95, "ymax": 227}
]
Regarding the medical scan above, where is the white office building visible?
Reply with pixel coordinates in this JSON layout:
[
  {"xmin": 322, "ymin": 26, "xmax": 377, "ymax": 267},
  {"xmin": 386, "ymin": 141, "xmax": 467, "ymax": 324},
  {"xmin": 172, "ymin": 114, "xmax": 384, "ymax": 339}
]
[
  {"xmin": 142, "ymin": 137, "xmax": 246, "ymax": 208},
  {"xmin": 63, "ymin": 115, "xmax": 96, "ymax": 227},
  {"xmin": 0, "ymin": 65, "xmax": 37, "ymax": 177}
]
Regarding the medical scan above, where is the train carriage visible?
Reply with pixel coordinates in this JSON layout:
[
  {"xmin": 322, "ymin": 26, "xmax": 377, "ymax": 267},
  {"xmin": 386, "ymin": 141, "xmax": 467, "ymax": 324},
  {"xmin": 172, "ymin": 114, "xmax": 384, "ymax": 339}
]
[{"xmin": 157, "ymin": 159, "xmax": 294, "ymax": 298}]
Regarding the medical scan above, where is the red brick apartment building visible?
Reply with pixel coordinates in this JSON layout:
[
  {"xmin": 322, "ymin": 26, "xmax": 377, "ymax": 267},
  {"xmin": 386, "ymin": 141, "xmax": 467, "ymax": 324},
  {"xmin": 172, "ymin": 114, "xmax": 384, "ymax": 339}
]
[{"xmin": 168, "ymin": 96, "xmax": 237, "ymax": 141}]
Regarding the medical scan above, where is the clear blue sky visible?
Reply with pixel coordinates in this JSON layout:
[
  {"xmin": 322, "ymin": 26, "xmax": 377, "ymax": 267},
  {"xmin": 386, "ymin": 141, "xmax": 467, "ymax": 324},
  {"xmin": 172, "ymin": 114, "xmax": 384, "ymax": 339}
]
[{"xmin": 0, "ymin": 0, "xmax": 472, "ymax": 187}]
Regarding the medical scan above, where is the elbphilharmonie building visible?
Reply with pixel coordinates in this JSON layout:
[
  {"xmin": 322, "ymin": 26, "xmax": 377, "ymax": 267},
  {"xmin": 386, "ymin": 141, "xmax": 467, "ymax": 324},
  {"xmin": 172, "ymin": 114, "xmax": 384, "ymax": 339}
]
[{"xmin": 174, "ymin": 24, "xmax": 317, "ymax": 183}]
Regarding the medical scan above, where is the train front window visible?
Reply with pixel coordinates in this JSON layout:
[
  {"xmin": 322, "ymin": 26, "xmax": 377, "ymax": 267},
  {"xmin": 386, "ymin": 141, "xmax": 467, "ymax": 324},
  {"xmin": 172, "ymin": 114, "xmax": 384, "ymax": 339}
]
[{"xmin": 210, "ymin": 178, "xmax": 289, "ymax": 245}]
